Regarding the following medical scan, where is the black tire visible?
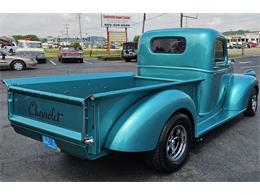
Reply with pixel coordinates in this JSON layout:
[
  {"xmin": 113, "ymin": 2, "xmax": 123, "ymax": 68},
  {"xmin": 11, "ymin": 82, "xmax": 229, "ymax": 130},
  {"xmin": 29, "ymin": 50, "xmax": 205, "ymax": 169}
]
[
  {"xmin": 61, "ymin": 58, "xmax": 65, "ymax": 63},
  {"xmin": 145, "ymin": 113, "xmax": 193, "ymax": 173},
  {"xmin": 79, "ymin": 58, "xmax": 84, "ymax": 63},
  {"xmin": 244, "ymin": 87, "xmax": 258, "ymax": 116},
  {"xmin": 58, "ymin": 57, "xmax": 61, "ymax": 62},
  {"xmin": 125, "ymin": 58, "xmax": 131, "ymax": 62},
  {"xmin": 10, "ymin": 60, "xmax": 26, "ymax": 71},
  {"xmin": 9, "ymin": 49, "xmax": 13, "ymax": 54}
]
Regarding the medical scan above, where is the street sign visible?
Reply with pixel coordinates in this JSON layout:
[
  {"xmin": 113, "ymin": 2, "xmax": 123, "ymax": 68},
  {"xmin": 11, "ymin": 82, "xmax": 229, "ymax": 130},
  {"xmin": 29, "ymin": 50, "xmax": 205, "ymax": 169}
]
[{"xmin": 102, "ymin": 15, "xmax": 131, "ymax": 28}]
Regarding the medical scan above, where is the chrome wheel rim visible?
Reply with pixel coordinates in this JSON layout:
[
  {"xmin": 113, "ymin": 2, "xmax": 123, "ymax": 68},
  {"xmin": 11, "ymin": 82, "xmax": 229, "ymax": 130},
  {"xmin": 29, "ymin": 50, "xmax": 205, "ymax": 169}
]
[
  {"xmin": 13, "ymin": 62, "xmax": 23, "ymax": 70},
  {"xmin": 166, "ymin": 125, "xmax": 187, "ymax": 161},
  {"xmin": 252, "ymin": 94, "xmax": 258, "ymax": 112}
]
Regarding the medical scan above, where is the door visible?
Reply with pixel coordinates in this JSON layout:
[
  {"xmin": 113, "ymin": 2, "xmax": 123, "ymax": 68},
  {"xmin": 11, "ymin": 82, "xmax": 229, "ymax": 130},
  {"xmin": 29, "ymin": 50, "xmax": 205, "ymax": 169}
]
[
  {"xmin": 0, "ymin": 52, "xmax": 9, "ymax": 68},
  {"xmin": 211, "ymin": 37, "xmax": 232, "ymax": 110}
]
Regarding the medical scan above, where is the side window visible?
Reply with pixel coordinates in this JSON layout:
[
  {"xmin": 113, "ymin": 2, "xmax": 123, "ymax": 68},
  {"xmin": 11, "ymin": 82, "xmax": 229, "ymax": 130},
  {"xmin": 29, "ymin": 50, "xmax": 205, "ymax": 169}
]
[{"xmin": 215, "ymin": 39, "xmax": 225, "ymax": 62}]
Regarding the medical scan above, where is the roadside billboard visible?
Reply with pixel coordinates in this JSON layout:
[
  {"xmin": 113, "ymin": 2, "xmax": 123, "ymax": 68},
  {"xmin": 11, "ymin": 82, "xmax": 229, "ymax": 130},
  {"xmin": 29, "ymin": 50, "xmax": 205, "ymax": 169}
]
[{"xmin": 102, "ymin": 15, "xmax": 131, "ymax": 28}]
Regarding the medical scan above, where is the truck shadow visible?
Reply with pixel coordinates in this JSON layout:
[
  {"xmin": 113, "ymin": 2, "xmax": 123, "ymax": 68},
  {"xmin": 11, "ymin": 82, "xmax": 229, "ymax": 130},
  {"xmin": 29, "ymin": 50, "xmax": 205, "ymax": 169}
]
[{"xmin": 57, "ymin": 114, "xmax": 248, "ymax": 182}]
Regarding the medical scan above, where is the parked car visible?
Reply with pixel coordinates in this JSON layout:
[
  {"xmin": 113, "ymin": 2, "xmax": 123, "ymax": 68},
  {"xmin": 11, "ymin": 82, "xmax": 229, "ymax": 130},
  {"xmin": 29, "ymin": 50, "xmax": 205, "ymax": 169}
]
[
  {"xmin": 248, "ymin": 42, "xmax": 257, "ymax": 48},
  {"xmin": 0, "ymin": 51, "xmax": 37, "ymax": 71},
  {"xmin": 16, "ymin": 40, "xmax": 46, "ymax": 63},
  {"xmin": 3, "ymin": 28, "xmax": 258, "ymax": 173},
  {"xmin": 233, "ymin": 43, "xmax": 242, "ymax": 49},
  {"xmin": 58, "ymin": 46, "xmax": 83, "ymax": 63},
  {"xmin": 3, "ymin": 42, "xmax": 17, "ymax": 54},
  {"xmin": 121, "ymin": 42, "xmax": 138, "ymax": 62}
]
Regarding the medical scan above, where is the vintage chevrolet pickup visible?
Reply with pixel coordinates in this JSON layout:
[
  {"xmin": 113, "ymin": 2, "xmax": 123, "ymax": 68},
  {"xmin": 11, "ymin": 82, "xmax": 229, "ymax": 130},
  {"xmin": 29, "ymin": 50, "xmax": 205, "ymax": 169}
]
[{"xmin": 3, "ymin": 28, "xmax": 258, "ymax": 173}]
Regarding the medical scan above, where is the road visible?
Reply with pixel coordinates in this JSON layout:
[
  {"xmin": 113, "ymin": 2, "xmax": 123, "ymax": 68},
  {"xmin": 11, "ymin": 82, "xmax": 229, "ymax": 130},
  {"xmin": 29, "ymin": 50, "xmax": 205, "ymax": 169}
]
[{"xmin": 0, "ymin": 56, "xmax": 259, "ymax": 181}]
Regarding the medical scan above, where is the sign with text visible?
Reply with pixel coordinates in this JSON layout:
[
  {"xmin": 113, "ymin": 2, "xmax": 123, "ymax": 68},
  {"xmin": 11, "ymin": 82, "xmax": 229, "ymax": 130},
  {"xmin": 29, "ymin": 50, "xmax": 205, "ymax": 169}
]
[{"xmin": 102, "ymin": 15, "xmax": 131, "ymax": 28}]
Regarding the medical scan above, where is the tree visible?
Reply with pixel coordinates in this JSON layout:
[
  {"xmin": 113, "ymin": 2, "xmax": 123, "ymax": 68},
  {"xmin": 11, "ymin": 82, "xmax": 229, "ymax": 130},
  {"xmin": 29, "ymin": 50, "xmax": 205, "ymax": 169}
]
[
  {"xmin": 12, "ymin": 34, "xmax": 40, "ymax": 41},
  {"xmin": 133, "ymin": 35, "xmax": 140, "ymax": 43}
]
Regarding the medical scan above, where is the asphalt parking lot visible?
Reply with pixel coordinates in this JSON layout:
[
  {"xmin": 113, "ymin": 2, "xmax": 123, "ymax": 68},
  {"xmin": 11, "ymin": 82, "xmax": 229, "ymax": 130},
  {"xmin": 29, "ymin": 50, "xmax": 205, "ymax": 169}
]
[{"xmin": 0, "ymin": 56, "xmax": 259, "ymax": 181}]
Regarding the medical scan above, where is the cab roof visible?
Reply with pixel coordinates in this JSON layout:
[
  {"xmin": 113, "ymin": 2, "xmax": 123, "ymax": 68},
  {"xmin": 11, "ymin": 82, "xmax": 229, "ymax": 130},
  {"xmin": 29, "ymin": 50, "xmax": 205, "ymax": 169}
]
[{"xmin": 138, "ymin": 28, "xmax": 226, "ymax": 70}]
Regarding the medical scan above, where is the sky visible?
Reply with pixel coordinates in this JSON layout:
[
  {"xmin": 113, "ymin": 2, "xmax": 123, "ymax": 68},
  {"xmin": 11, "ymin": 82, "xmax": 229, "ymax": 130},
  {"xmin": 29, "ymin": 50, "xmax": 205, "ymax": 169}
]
[{"xmin": 0, "ymin": 13, "xmax": 259, "ymax": 40}]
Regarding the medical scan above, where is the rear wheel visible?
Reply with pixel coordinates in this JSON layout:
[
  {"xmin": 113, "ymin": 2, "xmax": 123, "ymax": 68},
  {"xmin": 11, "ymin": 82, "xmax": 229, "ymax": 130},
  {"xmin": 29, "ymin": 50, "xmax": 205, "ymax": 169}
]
[
  {"xmin": 11, "ymin": 60, "xmax": 25, "ymax": 71},
  {"xmin": 79, "ymin": 58, "xmax": 83, "ymax": 63},
  {"xmin": 145, "ymin": 113, "xmax": 193, "ymax": 173},
  {"xmin": 244, "ymin": 88, "xmax": 258, "ymax": 116},
  {"xmin": 61, "ymin": 58, "xmax": 65, "ymax": 63}
]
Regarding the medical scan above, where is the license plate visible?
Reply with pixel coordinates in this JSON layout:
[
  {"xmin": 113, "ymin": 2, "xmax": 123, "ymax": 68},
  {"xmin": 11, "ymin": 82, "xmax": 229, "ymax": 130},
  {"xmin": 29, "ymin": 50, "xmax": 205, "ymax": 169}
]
[{"xmin": 42, "ymin": 135, "xmax": 57, "ymax": 150}]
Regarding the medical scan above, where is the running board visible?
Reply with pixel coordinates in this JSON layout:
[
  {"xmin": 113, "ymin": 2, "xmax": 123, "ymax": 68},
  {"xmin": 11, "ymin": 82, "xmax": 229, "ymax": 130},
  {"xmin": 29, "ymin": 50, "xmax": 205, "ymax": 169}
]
[{"xmin": 196, "ymin": 110, "xmax": 243, "ymax": 138}]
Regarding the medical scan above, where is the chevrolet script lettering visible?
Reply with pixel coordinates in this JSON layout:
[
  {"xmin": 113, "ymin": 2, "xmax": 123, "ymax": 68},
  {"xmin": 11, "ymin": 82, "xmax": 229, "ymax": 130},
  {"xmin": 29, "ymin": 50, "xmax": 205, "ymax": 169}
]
[{"xmin": 28, "ymin": 101, "xmax": 63, "ymax": 122}]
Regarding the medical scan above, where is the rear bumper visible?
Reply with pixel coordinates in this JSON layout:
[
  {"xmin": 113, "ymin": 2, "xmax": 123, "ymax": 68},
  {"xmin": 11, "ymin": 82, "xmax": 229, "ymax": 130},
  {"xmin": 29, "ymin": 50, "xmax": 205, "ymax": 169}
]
[
  {"xmin": 62, "ymin": 56, "xmax": 83, "ymax": 59},
  {"xmin": 26, "ymin": 61, "xmax": 37, "ymax": 67},
  {"xmin": 123, "ymin": 54, "xmax": 137, "ymax": 59},
  {"xmin": 11, "ymin": 122, "xmax": 105, "ymax": 160}
]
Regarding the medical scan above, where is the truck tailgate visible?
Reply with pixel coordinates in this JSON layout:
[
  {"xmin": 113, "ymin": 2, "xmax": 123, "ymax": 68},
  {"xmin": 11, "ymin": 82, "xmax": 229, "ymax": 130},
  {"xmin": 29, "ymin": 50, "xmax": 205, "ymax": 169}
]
[{"xmin": 6, "ymin": 85, "xmax": 86, "ymax": 143}]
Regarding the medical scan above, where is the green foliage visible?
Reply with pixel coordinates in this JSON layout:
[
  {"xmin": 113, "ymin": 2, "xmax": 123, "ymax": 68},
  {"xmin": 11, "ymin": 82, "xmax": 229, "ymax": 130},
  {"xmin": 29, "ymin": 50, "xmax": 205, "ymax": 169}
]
[
  {"xmin": 133, "ymin": 35, "xmax": 140, "ymax": 43},
  {"xmin": 72, "ymin": 42, "xmax": 81, "ymax": 48},
  {"xmin": 12, "ymin": 34, "xmax": 40, "ymax": 41},
  {"xmin": 223, "ymin": 30, "xmax": 252, "ymax": 36}
]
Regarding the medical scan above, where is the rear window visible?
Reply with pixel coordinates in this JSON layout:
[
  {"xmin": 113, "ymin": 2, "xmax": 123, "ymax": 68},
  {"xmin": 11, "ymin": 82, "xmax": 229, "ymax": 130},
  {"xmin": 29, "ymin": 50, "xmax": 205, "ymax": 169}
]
[
  {"xmin": 62, "ymin": 47, "xmax": 81, "ymax": 51},
  {"xmin": 151, "ymin": 37, "xmax": 186, "ymax": 54},
  {"xmin": 123, "ymin": 43, "xmax": 138, "ymax": 50}
]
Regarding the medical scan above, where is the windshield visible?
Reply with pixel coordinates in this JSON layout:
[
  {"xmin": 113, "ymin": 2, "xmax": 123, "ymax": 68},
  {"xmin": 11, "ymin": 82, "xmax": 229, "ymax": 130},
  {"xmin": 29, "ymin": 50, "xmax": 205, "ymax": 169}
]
[
  {"xmin": 18, "ymin": 42, "xmax": 42, "ymax": 48},
  {"xmin": 62, "ymin": 47, "xmax": 81, "ymax": 52}
]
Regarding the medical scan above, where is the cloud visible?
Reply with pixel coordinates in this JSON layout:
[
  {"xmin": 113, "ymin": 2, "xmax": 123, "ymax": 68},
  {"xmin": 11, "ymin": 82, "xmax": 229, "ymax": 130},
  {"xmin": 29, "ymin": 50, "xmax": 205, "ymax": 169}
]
[{"xmin": 0, "ymin": 13, "xmax": 259, "ymax": 40}]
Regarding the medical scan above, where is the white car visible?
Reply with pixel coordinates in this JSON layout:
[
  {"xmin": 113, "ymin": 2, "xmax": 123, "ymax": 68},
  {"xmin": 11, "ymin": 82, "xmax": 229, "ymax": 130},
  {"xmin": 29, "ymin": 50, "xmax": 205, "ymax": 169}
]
[
  {"xmin": 3, "ymin": 42, "xmax": 17, "ymax": 54},
  {"xmin": 16, "ymin": 40, "xmax": 46, "ymax": 63}
]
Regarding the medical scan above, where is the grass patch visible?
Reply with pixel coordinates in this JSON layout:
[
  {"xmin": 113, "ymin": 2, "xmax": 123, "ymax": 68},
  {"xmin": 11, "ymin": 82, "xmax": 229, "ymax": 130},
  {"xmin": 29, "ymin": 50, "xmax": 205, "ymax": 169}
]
[{"xmin": 44, "ymin": 48, "xmax": 121, "ymax": 60}]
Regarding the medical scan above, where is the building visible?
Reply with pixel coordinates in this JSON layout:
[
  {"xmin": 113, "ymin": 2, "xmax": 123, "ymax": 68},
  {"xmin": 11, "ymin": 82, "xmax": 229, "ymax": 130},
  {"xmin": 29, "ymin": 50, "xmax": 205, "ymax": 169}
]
[{"xmin": 225, "ymin": 31, "xmax": 260, "ymax": 44}]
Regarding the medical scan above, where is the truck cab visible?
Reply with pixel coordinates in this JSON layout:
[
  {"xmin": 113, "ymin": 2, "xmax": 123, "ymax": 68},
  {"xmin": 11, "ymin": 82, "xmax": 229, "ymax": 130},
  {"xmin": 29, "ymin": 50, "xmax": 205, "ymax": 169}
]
[{"xmin": 4, "ymin": 28, "xmax": 258, "ymax": 173}]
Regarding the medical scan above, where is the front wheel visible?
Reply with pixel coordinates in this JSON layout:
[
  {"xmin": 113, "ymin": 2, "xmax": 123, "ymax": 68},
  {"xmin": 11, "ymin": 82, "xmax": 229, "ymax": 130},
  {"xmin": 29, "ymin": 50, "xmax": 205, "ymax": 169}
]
[
  {"xmin": 145, "ymin": 113, "xmax": 193, "ymax": 173},
  {"xmin": 11, "ymin": 60, "xmax": 26, "ymax": 71},
  {"xmin": 244, "ymin": 88, "xmax": 258, "ymax": 116}
]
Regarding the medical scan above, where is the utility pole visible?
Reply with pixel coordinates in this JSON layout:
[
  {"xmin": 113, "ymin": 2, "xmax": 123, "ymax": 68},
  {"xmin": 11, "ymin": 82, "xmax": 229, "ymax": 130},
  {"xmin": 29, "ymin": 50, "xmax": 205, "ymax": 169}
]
[
  {"xmin": 64, "ymin": 24, "xmax": 69, "ymax": 40},
  {"xmin": 180, "ymin": 13, "xmax": 183, "ymax": 28},
  {"xmin": 77, "ymin": 13, "xmax": 83, "ymax": 44},
  {"xmin": 180, "ymin": 13, "xmax": 198, "ymax": 28},
  {"xmin": 142, "ymin": 13, "xmax": 146, "ymax": 34}
]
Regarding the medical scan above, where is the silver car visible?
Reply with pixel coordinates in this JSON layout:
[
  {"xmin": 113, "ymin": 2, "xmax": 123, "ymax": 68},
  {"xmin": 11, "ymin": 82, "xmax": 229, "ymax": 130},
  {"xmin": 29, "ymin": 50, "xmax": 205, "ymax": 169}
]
[{"xmin": 0, "ymin": 51, "xmax": 37, "ymax": 71}]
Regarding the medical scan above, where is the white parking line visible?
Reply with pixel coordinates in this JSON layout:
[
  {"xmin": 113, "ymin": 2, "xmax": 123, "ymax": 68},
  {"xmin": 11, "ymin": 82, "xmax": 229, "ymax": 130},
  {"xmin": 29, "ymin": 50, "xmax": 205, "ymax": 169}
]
[
  {"xmin": 49, "ymin": 60, "xmax": 56, "ymax": 66},
  {"xmin": 239, "ymin": 61, "xmax": 251, "ymax": 64},
  {"xmin": 240, "ymin": 65, "xmax": 260, "ymax": 69}
]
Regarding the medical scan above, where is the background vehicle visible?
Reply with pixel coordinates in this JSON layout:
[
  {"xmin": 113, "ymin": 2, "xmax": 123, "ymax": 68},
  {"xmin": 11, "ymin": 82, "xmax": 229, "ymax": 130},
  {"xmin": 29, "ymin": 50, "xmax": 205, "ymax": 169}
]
[
  {"xmin": 16, "ymin": 40, "xmax": 46, "ymax": 63},
  {"xmin": 121, "ymin": 42, "xmax": 138, "ymax": 62},
  {"xmin": 0, "ymin": 51, "xmax": 37, "ymax": 70},
  {"xmin": 0, "ymin": 37, "xmax": 17, "ymax": 54},
  {"xmin": 4, "ymin": 28, "xmax": 258, "ymax": 173},
  {"xmin": 58, "ymin": 46, "xmax": 84, "ymax": 63}
]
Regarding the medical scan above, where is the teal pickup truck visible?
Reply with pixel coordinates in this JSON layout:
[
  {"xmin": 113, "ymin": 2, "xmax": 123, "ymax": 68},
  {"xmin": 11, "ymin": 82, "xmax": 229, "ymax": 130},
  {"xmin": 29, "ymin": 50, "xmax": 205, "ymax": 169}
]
[{"xmin": 3, "ymin": 28, "xmax": 258, "ymax": 173}]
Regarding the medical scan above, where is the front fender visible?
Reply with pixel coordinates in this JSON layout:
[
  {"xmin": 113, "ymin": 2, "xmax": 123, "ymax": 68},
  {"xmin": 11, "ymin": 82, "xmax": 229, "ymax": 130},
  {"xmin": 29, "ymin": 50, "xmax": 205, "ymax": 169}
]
[
  {"xmin": 224, "ymin": 73, "xmax": 258, "ymax": 111},
  {"xmin": 104, "ymin": 90, "xmax": 196, "ymax": 152}
]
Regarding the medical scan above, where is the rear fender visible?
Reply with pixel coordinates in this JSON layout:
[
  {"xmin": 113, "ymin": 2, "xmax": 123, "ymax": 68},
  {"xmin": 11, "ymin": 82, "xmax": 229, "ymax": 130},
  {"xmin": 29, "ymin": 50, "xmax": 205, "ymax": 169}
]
[
  {"xmin": 224, "ymin": 73, "xmax": 258, "ymax": 111},
  {"xmin": 104, "ymin": 90, "xmax": 196, "ymax": 152}
]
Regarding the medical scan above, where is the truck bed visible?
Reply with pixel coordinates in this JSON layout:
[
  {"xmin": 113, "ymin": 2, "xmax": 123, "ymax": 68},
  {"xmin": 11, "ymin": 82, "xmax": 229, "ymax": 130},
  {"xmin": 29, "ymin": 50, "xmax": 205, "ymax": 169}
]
[{"xmin": 3, "ymin": 72, "xmax": 202, "ymax": 159}]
